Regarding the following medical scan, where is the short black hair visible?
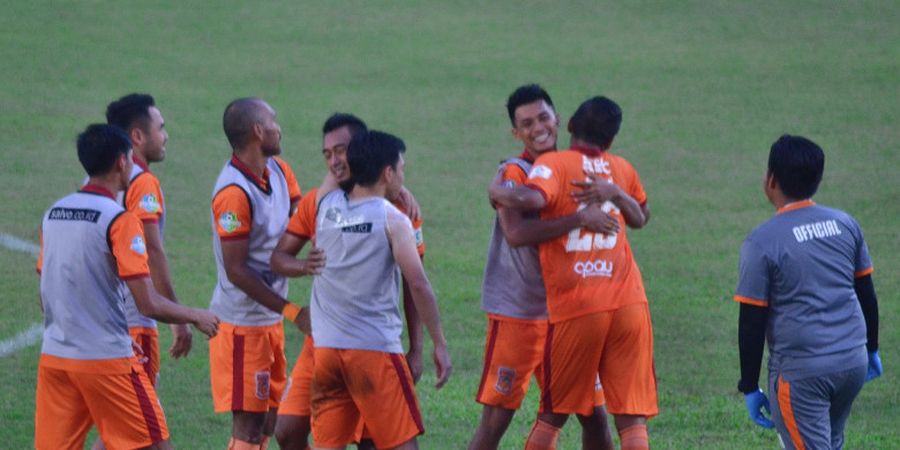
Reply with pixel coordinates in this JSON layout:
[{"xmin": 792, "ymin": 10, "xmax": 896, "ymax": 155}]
[
  {"xmin": 569, "ymin": 96, "xmax": 622, "ymax": 149},
  {"xmin": 506, "ymin": 84, "xmax": 555, "ymax": 126},
  {"xmin": 223, "ymin": 97, "xmax": 268, "ymax": 149},
  {"xmin": 322, "ymin": 113, "xmax": 368, "ymax": 138},
  {"xmin": 342, "ymin": 130, "xmax": 406, "ymax": 192},
  {"xmin": 768, "ymin": 134, "xmax": 825, "ymax": 199},
  {"xmin": 77, "ymin": 124, "xmax": 132, "ymax": 176},
  {"xmin": 106, "ymin": 93, "xmax": 155, "ymax": 132}
]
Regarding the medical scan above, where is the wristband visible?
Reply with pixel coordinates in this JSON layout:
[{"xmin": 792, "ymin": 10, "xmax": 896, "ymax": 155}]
[{"xmin": 282, "ymin": 303, "xmax": 302, "ymax": 322}]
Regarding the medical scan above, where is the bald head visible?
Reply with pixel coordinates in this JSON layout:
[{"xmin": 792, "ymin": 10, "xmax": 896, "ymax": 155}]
[{"xmin": 223, "ymin": 97, "xmax": 273, "ymax": 149}]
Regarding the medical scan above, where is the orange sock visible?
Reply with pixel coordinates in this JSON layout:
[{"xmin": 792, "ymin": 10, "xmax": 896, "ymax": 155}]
[
  {"xmin": 619, "ymin": 423, "xmax": 649, "ymax": 450},
  {"xmin": 524, "ymin": 420, "xmax": 562, "ymax": 450},
  {"xmin": 228, "ymin": 437, "xmax": 261, "ymax": 450}
]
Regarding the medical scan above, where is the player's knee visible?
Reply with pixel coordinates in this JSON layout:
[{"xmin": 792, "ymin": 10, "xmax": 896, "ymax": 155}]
[
  {"xmin": 274, "ymin": 415, "xmax": 310, "ymax": 448},
  {"xmin": 524, "ymin": 420, "xmax": 562, "ymax": 450}
]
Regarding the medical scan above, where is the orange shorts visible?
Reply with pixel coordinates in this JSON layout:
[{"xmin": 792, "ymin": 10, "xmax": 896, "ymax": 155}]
[
  {"xmin": 209, "ymin": 322, "xmax": 287, "ymax": 413},
  {"xmin": 130, "ymin": 327, "xmax": 160, "ymax": 387},
  {"xmin": 476, "ymin": 316, "xmax": 605, "ymax": 410},
  {"xmin": 278, "ymin": 334, "xmax": 315, "ymax": 416},
  {"xmin": 311, "ymin": 348, "xmax": 423, "ymax": 449},
  {"xmin": 541, "ymin": 303, "xmax": 658, "ymax": 417},
  {"xmin": 35, "ymin": 354, "xmax": 169, "ymax": 450}
]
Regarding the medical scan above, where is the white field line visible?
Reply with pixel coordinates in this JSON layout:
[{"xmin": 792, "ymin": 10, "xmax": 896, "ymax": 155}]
[{"xmin": 0, "ymin": 232, "xmax": 42, "ymax": 357}]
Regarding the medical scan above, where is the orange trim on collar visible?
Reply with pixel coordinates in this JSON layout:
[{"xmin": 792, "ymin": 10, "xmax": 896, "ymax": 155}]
[
  {"xmin": 519, "ymin": 150, "xmax": 535, "ymax": 163},
  {"xmin": 776, "ymin": 199, "xmax": 815, "ymax": 215}
]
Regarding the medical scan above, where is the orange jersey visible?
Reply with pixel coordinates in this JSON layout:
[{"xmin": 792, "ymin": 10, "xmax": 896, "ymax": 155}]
[
  {"xmin": 286, "ymin": 187, "xmax": 426, "ymax": 257},
  {"xmin": 525, "ymin": 147, "xmax": 648, "ymax": 323},
  {"xmin": 124, "ymin": 159, "xmax": 165, "ymax": 225}
]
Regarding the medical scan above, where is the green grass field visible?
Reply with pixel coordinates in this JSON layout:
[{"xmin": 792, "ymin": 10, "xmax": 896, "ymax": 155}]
[{"xmin": 1, "ymin": 1, "xmax": 898, "ymax": 448}]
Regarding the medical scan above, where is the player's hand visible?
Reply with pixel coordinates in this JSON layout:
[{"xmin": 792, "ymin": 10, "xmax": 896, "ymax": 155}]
[
  {"xmin": 571, "ymin": 174, "xmax": 620, "ymax": 204},
  {"xmin": 744, "ymin": 389, "xmax": 774, "ymax": 429},
  {"xmin": 168, "ymin": 323, "xmax": 193, "ymax": 358},
  {"xmin": 577, "ymin": 203, "xmax": 619, "ymax": 235},
  {"xmin": 396, "ymin": 186, "xmax": 421, "ymax": 222},
  {"xmin": 192, "ymin": 309, "xmax": 220, "ymax": 338},
  {"xmin": 866, "ymin": 350, "xmax": 883, "ymax": 382},
  {"xmin": 131, "ymin": 339, "xmax": 149, "ymax": 364},
  {"xmin": 406, "ymin": 348, "xmax": 424, "ymax": 384},
  {"xmin": 432, "ymin": 343, "xmax": 452, "ymax": 389},
  {"xmin": 293, "ymin": 306, "xmax": 312, "ymax": 335},
  {"xmin": 300, "ymin": 248, "xmax": 326, "ymax": 276}
]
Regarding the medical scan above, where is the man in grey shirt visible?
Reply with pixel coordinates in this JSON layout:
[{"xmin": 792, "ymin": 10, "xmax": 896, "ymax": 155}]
[{"xmin": 735, "ymin": 134, "xmax": 882, "ymax": 449}]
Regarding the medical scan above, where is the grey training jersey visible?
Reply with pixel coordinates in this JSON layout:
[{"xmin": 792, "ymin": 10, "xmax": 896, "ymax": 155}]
[
  {"xmin": 311, "ymin": 191, "xmax": 403, "ymax": 353},
  {"xmin": 735, "ymin": 202, "xmax": 872, "ymax": 379},
  {"xmin": 40, "ymin": 191, "xmax": 133, "ymax": 360},
  {"xmin": 480, "ymin": 158, "xmax": 547, "ymax": 320}
]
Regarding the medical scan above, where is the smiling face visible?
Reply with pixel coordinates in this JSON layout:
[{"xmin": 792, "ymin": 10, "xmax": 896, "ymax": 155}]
[
  {"xmin": 322, "ymin": 125, "xmax": 353, "ymax": 182},
  {"xmin": 511, "ymin": 99, "xmax": 559, "ymax": 158}
]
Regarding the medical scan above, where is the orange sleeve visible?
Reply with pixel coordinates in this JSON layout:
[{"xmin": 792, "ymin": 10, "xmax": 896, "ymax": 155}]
[
  {"xmin": 618, "ymin": 157, "xmax": 647, "ymax": 206},
  {"xmin": 412, "ymin": 216, "xmax": 425, "ymax": 257},
  {"xmin": 286, "ymin": 187, "xmax": 317, "ymax": 239},
  {"xmin": 36, "ymin": 229, "xmax": 43, "ymax": 274},
  {"xmin": 501, "ymin": 163, "xmax": 529, "ymax": 185},
  {"xmin": 212, "ymin": 185, "xmax": 252, "ymax": 240},
  {"xmin": 108, "ymin": 212, "xmax": 150, "ymax": 280},
  {"xmin": 274, "ymin": 157, "xmax": 302, "ymax": 203},
  {"xmin": 125, "ymin": 173, "xmax": 164, "ymax": 223},
  {"xmin": 525, "ymin": 153, "xmax": 562, "ymax": 208}
]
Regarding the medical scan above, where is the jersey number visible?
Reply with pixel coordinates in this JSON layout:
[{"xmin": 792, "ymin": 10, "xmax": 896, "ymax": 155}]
[{"xmin": 565, "ymin": 201, "xmax": 618, "ymax": 252}]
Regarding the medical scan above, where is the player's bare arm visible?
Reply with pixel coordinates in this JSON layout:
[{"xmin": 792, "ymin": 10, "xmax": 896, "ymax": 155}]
[
  {"xmin": 497, "ymin": 202, "xmax": 619, "ymax": 247},
  {"xmin": 395, "ymin": 185, "xmax": 421, "ymax": 222},
  {"xmin": 142, "ymin": 221, "xmax": 193, "ymax": 358},
  {"xmin": 488, "ymin": 170, "xmax": 546, "ymax": 211},
  {"xmin": 221, "ymin": 237, "xmax": 311, "ymax": 334},
  {"xmin": 571, "ymin": 175, "xmax": 648, "ymax": 228},
  {"xmin": 270, "ymin": 232, "xmax": 325, "ymax": 277},
  {"xmin": 386, "ymin": 206, "xmax": 452, "ymax": 389},
  {"xmin": 126, "ymin": 277, "xmax": 219, "ymax": 338}
]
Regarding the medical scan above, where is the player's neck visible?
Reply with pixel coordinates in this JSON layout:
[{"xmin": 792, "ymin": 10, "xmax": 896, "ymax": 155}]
[
  {"xmin": 569, "ymin": 137, "xmax": 606, "ymax": 153},
  {"xmin": 85, "ymin": 174, "xmax": 124, "ymax": 196},
  {"xmin": 232, "ymin": 148, "xmax": 267, "ymax": 177},
  {"xmin": 132, "ymin": 151, "xmax": 150, "ymax": 170},
  {"xmin": 349, "ymin": 183, "xmax": 386, "ymax": 201}
]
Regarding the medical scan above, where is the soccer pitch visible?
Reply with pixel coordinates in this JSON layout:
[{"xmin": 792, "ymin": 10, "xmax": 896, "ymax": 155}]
[{"xmin": 1, "ymin": 1, "xmax": 898, "ymax": 448}]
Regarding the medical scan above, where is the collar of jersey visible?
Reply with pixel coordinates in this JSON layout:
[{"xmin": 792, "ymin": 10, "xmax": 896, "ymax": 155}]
[
  {"xmin": 777, "ymin": 199, "xmax": 816, "ymax": 215},
  {"xmin": 80, "ymin": 184, "xmax": 116, "ymax": 200},
  {"xmin": 570, "ymin": 145, "xmax": 607, "ymax": 157},
  {"xmin": 132, "ymin": 155, "xmax": 151, "ymax": 173},
  {"xmin": 519, "ymin": 150, "xmax": 535, "ymax": 163},
  {"xmin": 229, "ymin": 155, "xmax": 271, "ymax": 193}
]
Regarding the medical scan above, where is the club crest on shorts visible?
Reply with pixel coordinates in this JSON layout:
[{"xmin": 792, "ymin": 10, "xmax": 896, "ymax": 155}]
[
  {"xmin": 255, "ymin": 371, "xmax": 271, "ymax": 400},
  {"xmin": 495, "ymin": 367, "xmax": 515, "ymax": 395}
]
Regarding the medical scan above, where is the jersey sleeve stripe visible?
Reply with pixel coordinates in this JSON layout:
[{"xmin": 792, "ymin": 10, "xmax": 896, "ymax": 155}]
[
  {"xmin": 220, "ymin": 233, "xmax": 250, "ymax": 241},
  {"xmin": 854, "ymin": 267, "xmax": 874, "ymax": 278},
  {"xmin": 734, "ymin": 295, "xmax": 768, "ymax": 307},
  {"xmin": 286, "ymin": 230, "xmax": 311, "ymax": 240},
  {"xmin": 140, "ymin": 218, "xmax": 159, "ymax": 224},
  {"xmin": 121, "ymin": 273, "xmax": 151, "ymax": 281}
]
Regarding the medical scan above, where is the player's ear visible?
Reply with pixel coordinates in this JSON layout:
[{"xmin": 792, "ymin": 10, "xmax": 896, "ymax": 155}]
[
  {"xmin": 251, "ymin": 123, "xmax": 264, "ymax": 142},
  {"xmin": 129, "ymin": 127, "xmax": 143, "ymax": 148}
]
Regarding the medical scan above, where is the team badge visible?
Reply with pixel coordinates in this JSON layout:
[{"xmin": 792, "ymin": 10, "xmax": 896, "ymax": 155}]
[
  {"xmin": 529, "ymin": 165, "xmax": 553, "ymax": 180},
  {"xmin": 130, "ymin": 236, "xmax": 146, "ymax": 255},
  {"xmin": 255, "ymin": 371, "xmax": 271, "ymax": 400},
  {"xmin": 414, "ymin": 227, "xmax": 424, "ymax": 247},
  {"xmin": 139, "ymin": 193, "xmax": 161, "ymax": 213},
  {"xmin": 495, "ymin": 366, "xmax": 515, "ymax": 395},
  {"xmin": 219, "ymin": 212, "xmax": 241, "ymax": 233}
]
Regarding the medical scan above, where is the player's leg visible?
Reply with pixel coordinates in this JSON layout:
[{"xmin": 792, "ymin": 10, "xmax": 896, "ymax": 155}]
[
  {"xmin": 77, "ymin": 363, "xmax": 170, "ymax": 450},
  {"xmin": 35, "ymin": 363, "xmax": 94, "ymax": 450},
  {"xmin": 311, "ymin": 348, "xmax": 363, "ymax": 450},
  {"xmin": 527, "ymin": 314, "xmax": 607, "ymax": 450},
  {"xmin": 469, "ymin": 317, "xmax": 547, "ymax": 450},
  {"xmin": 345, "ymin": 350, "xmax": 424, "ymax": 450},
  {"xmin": 828, "ymin": 365, "xmax": 866, "ymax": 449},
  {"xmin": 598, "ymin": 303, "xmax": 657, "ymax": 450},
  {"xmin": 770, "ymin": 374, "xmax": 831, "ymax": 450},
  {"xmin": 576, "ymin": 405, "xmax": 614, "ymax": 450}
]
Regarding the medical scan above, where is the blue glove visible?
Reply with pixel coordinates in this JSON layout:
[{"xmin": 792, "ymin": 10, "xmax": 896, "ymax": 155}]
[
  {"xmin": 866, "ymin": 350, "xmax": 883, "ymax": 382},
  {"xmin": 744, "ymin": 389, "xmax": 774, "ymax": 429}
]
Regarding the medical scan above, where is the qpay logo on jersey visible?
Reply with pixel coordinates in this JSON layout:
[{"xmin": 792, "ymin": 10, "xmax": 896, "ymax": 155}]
[
  {"xmin": 140, "ymin": 193, "xmax": 161, "ymax": 213},
  {"xmin": 574, "ymin": 259, "xmax": 613, "ymax": 278},
  {"xmin": 131, "ymin": 236, "xmax": 146, "ymax": 255}
]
